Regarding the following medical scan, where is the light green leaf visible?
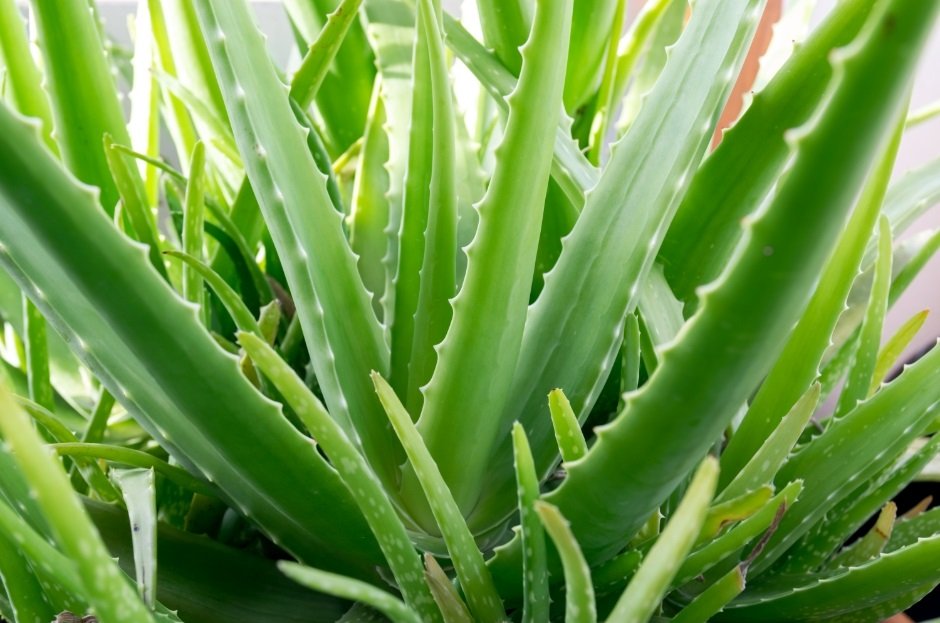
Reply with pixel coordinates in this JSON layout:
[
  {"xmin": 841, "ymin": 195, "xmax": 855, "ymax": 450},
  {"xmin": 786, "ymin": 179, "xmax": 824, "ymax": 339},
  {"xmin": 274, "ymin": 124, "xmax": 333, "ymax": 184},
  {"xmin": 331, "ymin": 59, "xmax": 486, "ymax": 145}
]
[
  {"xmin": 181, "ymin": 142, "xmax": 208, "ymax": 314},
  {"xmin": 164, "ymin": 251, "xmax": 260, "ymax": 336},
  {"xmin": 0, "ymin": 102, "xmax": 383, "ymax": 575},
  {"xmin": 239, "ymin": 333, "xmax": 441, "ymax": 622},
  {"xmin": 718, "ymin": 96, "xmax": 906, "ymax": 482},
  {"xmin": 194, "ymin": 0, "xmax": 399, "ymax": 486},
  {"xmin": 535, "ymin": 502, "xmax": 596, "ymax": 623},
  {"xmin": 869, "ymin": 310, "xmax": 929, "ymax": 397},
  {"xmin": 51, "ymin": 443, "xmax": 218, "ymax": 498},
  {"xmin": 512, "ymin": 423, "xmax": 549, "ymax": 623},
  {"xmin": 834, "ymin": 216, "xmax": 893, "ymax": 418},
  {"xmin": 0, "ymin": 382, "xmax": 156, "ymax": 622},
  {"xmin": 424, "ymin": 554, "xmax": 473, "ymax": 623},
  {"xmin": 280, "ymin": 562, "xmax": 422, "ymax": 623},
  {"xmin": 606, "ymin": 457, "xmax": 719, "ymax": 623},
  {"xmin": 549, "ymin": 388, "xmax": 588, "ymax": 464},
  {"xmin": 825, "ymin": 502, "xmax": 895, "ymax": 570},
  {"xmin": 478, "ymin": 0, "xmax": 765, "ymax": 543},
  {"xmin": 27, "ymin": 0, "xmax": 130, "ymax": 212},
  {"xmin": 671, "ymin": 566, "xmax": 745, "ymax": 623},
  {"xmin": 544, "ymin": 0, "xmax": 935, "ymax": 569},
  {"xmin": 722, "ymin": 536, "xmax": 940, "ymax": 621},
  {"xmin": 411, "ymin": 0, "xmax": 573, "ymax": 516},
  {"xmin": 373, "ymin": 373, "xmax": 506, "ymax": 622},
  {"xmin": 719, "ymin": 384, "xmax": 819, "ymax": 502},
  {"xmin": 290, "ymin": 0, "xmax": 368, "ymax": 109}
]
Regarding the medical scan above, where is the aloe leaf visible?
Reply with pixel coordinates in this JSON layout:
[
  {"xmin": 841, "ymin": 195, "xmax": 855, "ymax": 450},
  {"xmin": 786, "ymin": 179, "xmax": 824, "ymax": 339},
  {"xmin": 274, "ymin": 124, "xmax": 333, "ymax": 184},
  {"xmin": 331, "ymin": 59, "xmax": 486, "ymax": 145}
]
[
  {"xmin": 26, "ymin": 0, "xmax": 131, "ymax": 212},
  {"xmin": 84, "ymin": 499, "xmax": 349, "ymax": 623},
  {"xmin": 825, "ymin": 502, "xmax": 895, "ymax": 570},
  {"xmin": 424, "ymin": 554, "xmax": 473, "ymax": 623},
  {"xmin": 359, "ymin": 0, "xmax": 416, "ymax": 327},
  {"xmin": 389, "ymin": 0, "xmax": 443, "ymax": 406},
  {"xmin": 0, "ymin": 0, "xmax": 55, "ymax": 151},
  {"xmin": 0, "ymin": 382, "xmax": 156, "ymax": 622},
  {"xmin": 549, "ymin": 389, "xmax": 588, "ymax": 463},
  {"xmin": 671, "ymin": 566, "xmax": 745, "ymax": 623},
  {"xmin": 411, "ymin": 0, "xmax": 573, "ymax": 515},
  {"xmin": 543, "ymin": 0, "xmax": 934, "ymax": 571},
  {"xmin": 637, "ymin": 264, "xmax": 686, "ymax": 357},
  {"xmin": 819, "ymin": 229, "xmax": 940, "ymax": 400},
  {"xmin": 606, "ymin": 458, "xmax": 719, "ymax": 623},
  {"xmin": 619, "ymin": 314, "xmax": 641, "ymax": 403},
  {"xmin": 23, "ymin": 296, "xmax": 53, "ymax": 413},
  {"xmin": 870, "ymin": 311, "xmax": 929, "ymax": 396},
  {"xmin": 129, "ymin": 0, "xmax": 161, "ymax": 205},
  {"xmin": 907, "ymin": 99, "xmax": 940, "ymax": 128},
  {"xmin": 481, "ymin": 0, "xmax": 766, "ymax": 537},
  {"xmin": 239, "ymin": 333, "xmax": 441, "ymax": 622},
  {"xmin": 373, "ymin": 373, "xmax": 506, "ymax": 621},
  {"xmin": 16, "ymin": 398, "xmax": 121, "ymax": 503},
  {"xmin": 291, "ymin": 0, "xmax": 367, "ymax": 109},
  {"xmin": 719, "ymin": 385, "xmax": 819, "ymax": 502},
  {"xmin": 203, "ymin": 197, "xmax": 274, "ymax": 306},
  {"xmin": 512, "ymin": 423, "xmax": 549, "ymax": 623},
  {"xmin": 722, "ymin": 536, "xmax": 940, "ymax": 621},
  {"xmin": 281, "ymin": 562, "xmax": 421, "ymax": 623},
  {"xmin": 586, "ymin": 0, "xmax": 627, "ymax": 164},
  {"xmin": 104, "ymin": 137, "xmax": 166, "ymax": 265},
  {"xmin": 833, "ymin": 216, "xmax": 892, "ymax": 419},
  {"xmin": 181, "ymin": 143, "xmax": 208, "ymax": 314},
  {"xmin": 659, "ymin": 0, "xmax": 874, "ymax": 302},
  {"xmin": 111, "ymin": 468, "xmax": 158, "ymax": 608},
  {"xmin": 403, "ymin": 0, "xmax": 459, "ymax": 414},
  {"xmin": 165, "ymin": 251, "xmax": 260, "ymax": 336},
  {"xmin": 785, "ymin": 433, "xmax": 940, "ymax": 573},
  {"xmin": 615, "ymin": 0, "xmax": 686, "ymax": 132},
  {"xmin": 350, "ymin": 82, "xmax": 390, "ymax": 318},
  {"xmin": 440, "ymin": 14, "xmax": 598, "ymax": 215},
  {"xmin": 592, "ymin": 549, "xmax": 643, "ymax": 596},
  {"xmin": 0, "ymin": 103, "xmax": 383, "ymax": 575},
  {"xmin": 159, "ymin": 0, "xmax": 232, "ymax": 154},
  {"xmin": 194, "ymin": 0, "xmax": 399, "ymax": 483},
  {"xmin": 811, "ymin": 582, "xmax": 936, "ymax": 623},
  {"xmin": 82, "ymin": 388, "xmax": 115, "ymax": 445},
  {"xmin": 283, "ymin": 0, "xmax": 374, "ymax": 155},
  {"xmin": 720, "ymin": 110, "xmax": 904, "ymax": 480},
  {"xmin": 0, "ymin": 533, "xmax": 54, "ymax": 623},
  {"xmin": 535, "ymin": 501, "xmax": 596, "ymax": 623},
  {"xmin": 155, "ymin": 71, "xmax": 240, "ymax": 168},
  {"xmin": 757, "ymin": 340, "xmax": 940, "ymax": 573},
  {"xmin": 474, "ymin": 0, "xmax": 531, "ymax": 74},
  {"xmin": 674, "ymin": 482, "xmax": 801, "ymax": 586},
  {"xmin": 883, "ymin": 156, "xmax": 940, "ymax": 236},
  {"xmin": 483, "ymin": 0, "xmax": 767, "ymax": 549},
  {"xmin": 565, "ymin": 0, "xmax": 621, "ymax": 112},
  {"xmin": 607, "ymin": 0, "xmax": 674, "ymax": 132},
  {"xmin": 700, "ymin": 486, "xmax": 774, "ymax": 545},
  {"xmin": 0, "ymin": 497, "xmax": 86, "ymax": 612},
  {"xmin": 888, "ymin": 507, "xmax": 940, "ymax": 554},
  {"xmin": 147, "ymin": 0, "xmax": 199, "ymax": 170},
  {"xmin": 51, "ymin": 443, "xmax": 218, "ymax": 498}
]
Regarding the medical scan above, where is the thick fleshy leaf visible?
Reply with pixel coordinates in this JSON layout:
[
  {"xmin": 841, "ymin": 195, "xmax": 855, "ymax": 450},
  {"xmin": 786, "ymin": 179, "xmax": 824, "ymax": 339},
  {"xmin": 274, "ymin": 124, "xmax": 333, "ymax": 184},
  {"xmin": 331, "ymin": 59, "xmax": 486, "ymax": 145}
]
[{"xmin": 0, "ymin": 103, "xmax": 382, "ymax": 576}]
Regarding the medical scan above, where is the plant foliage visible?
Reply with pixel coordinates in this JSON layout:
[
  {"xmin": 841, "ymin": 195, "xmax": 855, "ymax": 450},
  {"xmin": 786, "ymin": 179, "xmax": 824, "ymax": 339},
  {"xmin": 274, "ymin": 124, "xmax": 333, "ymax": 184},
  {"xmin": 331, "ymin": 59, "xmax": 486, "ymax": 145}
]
[{"xmin": 0, "ymin": 0, "xmax": 938, "ymax": 621}]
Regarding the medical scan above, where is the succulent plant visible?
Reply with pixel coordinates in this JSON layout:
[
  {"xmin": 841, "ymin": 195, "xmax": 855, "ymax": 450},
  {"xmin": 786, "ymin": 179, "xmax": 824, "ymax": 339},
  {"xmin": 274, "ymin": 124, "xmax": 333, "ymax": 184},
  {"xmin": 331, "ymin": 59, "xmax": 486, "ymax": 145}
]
[{"xmin": 0, "ymin": 0, "xmax": 939, "ymax": 620}]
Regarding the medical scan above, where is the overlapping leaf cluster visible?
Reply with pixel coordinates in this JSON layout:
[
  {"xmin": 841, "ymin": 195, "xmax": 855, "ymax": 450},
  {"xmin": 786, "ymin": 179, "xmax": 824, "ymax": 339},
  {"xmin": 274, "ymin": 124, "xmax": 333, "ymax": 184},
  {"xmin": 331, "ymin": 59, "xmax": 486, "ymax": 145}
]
[{"xmin": 0, "ymin": 0, "xmax": 938, "ymax": 621}]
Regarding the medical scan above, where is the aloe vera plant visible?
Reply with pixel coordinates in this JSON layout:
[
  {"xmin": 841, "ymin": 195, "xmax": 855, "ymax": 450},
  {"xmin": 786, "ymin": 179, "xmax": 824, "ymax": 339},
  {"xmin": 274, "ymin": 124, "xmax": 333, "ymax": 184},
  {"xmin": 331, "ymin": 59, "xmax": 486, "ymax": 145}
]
[{"xmin": 0, "ymin": 0, "xmax": 939, "ymax": 620}]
